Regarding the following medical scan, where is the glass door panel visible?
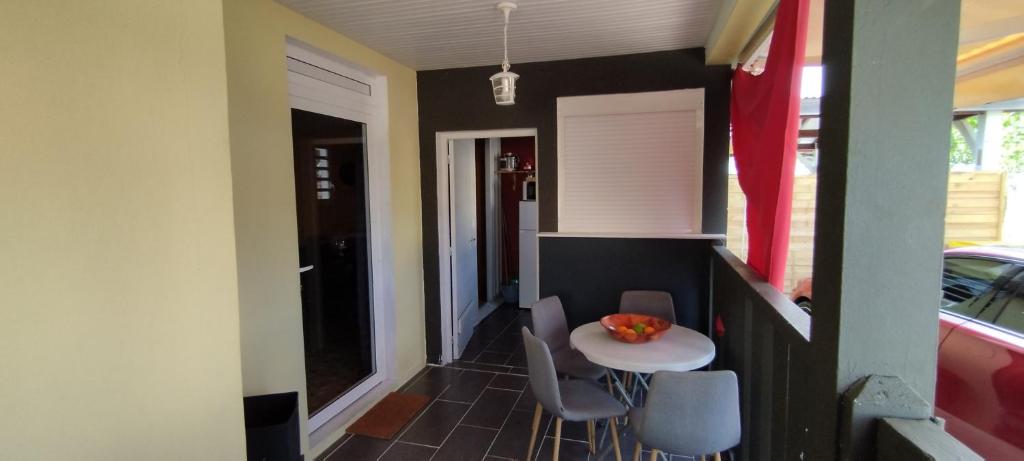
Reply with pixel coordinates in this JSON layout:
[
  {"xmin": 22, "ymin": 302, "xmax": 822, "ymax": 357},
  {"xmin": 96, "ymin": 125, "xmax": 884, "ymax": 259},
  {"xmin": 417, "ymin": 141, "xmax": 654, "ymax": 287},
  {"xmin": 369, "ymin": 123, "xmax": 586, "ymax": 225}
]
[{"xmin": 291, "ymin": 108, "xmax": 373, "ymax": 417}]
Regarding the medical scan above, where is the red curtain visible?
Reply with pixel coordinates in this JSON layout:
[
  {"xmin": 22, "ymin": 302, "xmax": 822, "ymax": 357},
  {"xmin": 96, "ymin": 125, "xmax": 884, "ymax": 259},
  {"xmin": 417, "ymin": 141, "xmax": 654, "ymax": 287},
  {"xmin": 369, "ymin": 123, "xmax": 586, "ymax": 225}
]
[{"xmin": 730, "ymin": 0, "xmax": 810, "ymax": 290}]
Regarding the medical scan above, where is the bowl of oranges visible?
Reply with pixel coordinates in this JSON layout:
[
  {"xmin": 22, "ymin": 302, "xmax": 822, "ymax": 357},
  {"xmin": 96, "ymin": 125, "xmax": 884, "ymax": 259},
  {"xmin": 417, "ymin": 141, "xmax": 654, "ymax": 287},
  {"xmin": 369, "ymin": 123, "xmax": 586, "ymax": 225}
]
[{"xmin": 599, "ymin": 313, "xmax": 672, "ymax": 343}]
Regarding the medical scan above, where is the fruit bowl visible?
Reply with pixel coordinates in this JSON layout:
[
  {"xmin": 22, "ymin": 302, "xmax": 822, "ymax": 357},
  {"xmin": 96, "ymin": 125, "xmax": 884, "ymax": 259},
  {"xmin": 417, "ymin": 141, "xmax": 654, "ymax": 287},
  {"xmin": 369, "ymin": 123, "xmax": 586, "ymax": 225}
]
[{"xmin": 599, "ymin": 314, "xmax": 672, "ymax": 343}]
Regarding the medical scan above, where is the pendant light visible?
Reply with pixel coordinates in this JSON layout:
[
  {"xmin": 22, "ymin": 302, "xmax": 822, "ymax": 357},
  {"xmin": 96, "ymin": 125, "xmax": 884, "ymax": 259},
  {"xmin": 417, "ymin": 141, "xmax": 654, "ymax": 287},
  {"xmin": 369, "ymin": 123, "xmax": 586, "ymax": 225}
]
[{"xmin": 490, "ymin": 2, "xmax": 519, "ymax": 106}]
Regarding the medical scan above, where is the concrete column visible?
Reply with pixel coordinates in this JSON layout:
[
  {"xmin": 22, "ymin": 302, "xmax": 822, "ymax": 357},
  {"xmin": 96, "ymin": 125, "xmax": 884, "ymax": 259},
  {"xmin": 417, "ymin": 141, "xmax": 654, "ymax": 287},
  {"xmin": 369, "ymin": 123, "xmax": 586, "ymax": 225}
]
[
  {"xmin": 808, "ymin": 0, "xmax": 961, "ymax": 459},
  {"xmin": 980, "ymin": 110, "xmax": 1005, "ymax": 170}
]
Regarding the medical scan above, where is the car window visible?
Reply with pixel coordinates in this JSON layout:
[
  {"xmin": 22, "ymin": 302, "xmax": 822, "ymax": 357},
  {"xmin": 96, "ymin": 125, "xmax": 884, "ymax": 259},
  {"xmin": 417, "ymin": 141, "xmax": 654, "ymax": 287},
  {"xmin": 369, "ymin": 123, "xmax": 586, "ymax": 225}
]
[
  {"xmin": 941, "ymin": 257, "xmax": 1014, "ymax": 317},
  {"xmin": 992, "ymin": 275, "xmax": 1024, "ymax": 337}
]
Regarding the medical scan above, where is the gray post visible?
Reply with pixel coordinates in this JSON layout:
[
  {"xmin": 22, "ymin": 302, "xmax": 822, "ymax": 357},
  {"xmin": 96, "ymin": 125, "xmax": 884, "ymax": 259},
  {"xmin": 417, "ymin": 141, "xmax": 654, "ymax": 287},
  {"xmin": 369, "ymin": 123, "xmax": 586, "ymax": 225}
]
[{"xmin": 808, "ymin": 0, "xmax": 961, "ymax": 459}]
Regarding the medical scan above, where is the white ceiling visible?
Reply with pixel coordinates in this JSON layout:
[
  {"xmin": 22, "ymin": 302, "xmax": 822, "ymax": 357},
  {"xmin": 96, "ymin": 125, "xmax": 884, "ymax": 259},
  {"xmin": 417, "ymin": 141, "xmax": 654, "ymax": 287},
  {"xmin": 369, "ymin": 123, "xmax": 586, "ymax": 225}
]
[{"xmin": 277, "ymin": 0, "xmax": 724, "ymax": 70}]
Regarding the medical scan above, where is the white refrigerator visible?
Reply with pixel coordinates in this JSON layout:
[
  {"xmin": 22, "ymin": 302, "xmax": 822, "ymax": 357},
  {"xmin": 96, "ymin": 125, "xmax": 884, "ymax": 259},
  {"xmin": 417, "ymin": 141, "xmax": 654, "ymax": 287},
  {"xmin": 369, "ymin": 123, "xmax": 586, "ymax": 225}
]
[{"xmin": 519, "ymin": 201, "xmax": 539, "ymax": 308}]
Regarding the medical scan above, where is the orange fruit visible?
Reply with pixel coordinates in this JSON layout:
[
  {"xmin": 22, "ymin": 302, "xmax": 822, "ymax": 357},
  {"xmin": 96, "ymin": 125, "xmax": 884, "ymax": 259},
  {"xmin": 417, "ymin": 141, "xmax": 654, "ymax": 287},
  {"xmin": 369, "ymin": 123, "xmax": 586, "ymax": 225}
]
[
  {"xmin": 644, "ymin": 326, "xmax": 655, "ymax": 334},
  {"xmin": 624, "ymin": 328, "xmax": 637, "ymax": 336}
]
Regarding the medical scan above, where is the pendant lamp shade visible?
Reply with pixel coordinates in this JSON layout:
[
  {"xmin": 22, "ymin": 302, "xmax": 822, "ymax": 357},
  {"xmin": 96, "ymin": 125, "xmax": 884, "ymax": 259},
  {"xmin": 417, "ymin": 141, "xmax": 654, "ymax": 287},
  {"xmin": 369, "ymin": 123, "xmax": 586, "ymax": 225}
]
[
  {"xmin": 490, "ymin": 70, "xmax": 518, "ymax": 105},
  {"xmin": 491, "ymin": 2, "xmax": 518, "ymax": 105}
]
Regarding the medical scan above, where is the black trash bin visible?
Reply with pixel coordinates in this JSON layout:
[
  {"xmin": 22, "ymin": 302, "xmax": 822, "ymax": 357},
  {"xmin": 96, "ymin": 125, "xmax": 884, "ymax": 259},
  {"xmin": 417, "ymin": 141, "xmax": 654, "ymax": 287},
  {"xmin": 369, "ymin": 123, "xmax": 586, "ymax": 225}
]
[{"xmin": 243, "ymin": 391, "xmax": 301, "ymax": 461}]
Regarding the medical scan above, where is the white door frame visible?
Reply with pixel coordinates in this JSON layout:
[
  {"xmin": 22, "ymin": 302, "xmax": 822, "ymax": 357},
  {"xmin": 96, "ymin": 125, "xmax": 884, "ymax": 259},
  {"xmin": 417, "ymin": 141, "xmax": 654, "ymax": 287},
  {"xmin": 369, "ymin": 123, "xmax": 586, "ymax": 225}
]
[
  {"xmin": 286, "ymin": 39, "xmax": 396, "ymax": 432},
  {"xmin": 435, "ymin": 129, "xmax": 538, "ymax": 364}
]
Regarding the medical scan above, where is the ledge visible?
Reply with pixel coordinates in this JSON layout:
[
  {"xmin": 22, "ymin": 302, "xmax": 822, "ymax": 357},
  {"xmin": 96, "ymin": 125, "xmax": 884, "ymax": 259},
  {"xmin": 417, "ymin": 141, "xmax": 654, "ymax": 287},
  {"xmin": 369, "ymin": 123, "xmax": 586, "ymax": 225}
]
[
  {"xmin": 713, "ymin": 245, "xmax": 811, "ymax": 342},
  {"xmin": 538, "ymin": 232, "xmax": 726, "ymax": 240}
]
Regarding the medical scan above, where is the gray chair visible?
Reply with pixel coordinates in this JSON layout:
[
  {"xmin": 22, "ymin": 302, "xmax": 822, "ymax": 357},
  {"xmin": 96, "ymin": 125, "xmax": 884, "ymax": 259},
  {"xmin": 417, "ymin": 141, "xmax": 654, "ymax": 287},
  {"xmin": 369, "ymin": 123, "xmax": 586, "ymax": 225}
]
[
  {"xmin": 619, "ymin": 290, "xmax": 676, "ymax": 324},
  {"xmin": 629, "ymin": 370, "xmax": 741, "ymax": 461},
  {"xmin": 522, "ymin": 327, "xmax": 626, "ymax": 461},
  {"xmin": 531, "ymin": 296, "xmax": 606, "ymax": 381}
]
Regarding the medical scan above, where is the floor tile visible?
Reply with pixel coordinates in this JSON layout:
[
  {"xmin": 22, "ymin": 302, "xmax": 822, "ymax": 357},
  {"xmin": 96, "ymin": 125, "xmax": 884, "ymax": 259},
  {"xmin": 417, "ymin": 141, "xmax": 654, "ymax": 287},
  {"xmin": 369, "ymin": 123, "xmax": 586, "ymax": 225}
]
[
  {"xmin": 485, "ymin": 332, "xmax": 523, "ymax": 353},
  {"xmin": 476, "ymin": 351, "xmax": 513, "ymax": 365},
  {"xmin": 461, "ymin": 338, "xmax": 489, "ymax": 362},
  {"xmin": 505, "ymin": 346, "xmax": 528, "ymax": 367},
  {"xmin": 515, "ymin": 387, "xmax": 538, "ymax": 412},
  {"xmin": 462, "ymin": 388, "xmax": 521, "ymax": 429},
  {"xmin": 379, "ymin": 442, "xmax": 436, "ymax": 461},
  {"xmin": 403, "ymin": 365, "xmax": 462, "ymax": 398},
  {"xmin": 451, "ymin": 361, "xmax": 513, "ymax": 374},
  {"xmin": 418, "ymin": 365, "xmax": 463, "ymax": 385},
  {"xmin": 546, "ymin": 418, "xmax": 590, "ymax": 443},
  {"xmin": 439, "ymin": 369, "xmax": 495, "ymax": 403},
  {"xmin": 490, "ymin": 373, "xmax": 529, "ymax": 391},
  {"xmin": 535, "ymin": 435, "xmax": 592, "ymax": 461},
  {"xmin": 314, "ymin": 433, "xmax": 351, "ymax": 461},
  {"xmin": 433, "ymin": 425, "xmax": 499, "ymax": 461},
  {"xmin": 324, "ymin": 435, "xmax": 391, "ymax": 461},
  {"xmin": 399, "ymin": 400, "xmax": 471, "ymax": 447},
  {"xmin": 510, "ymin": 366, "xmax": 530, "ymax": 376},
  {"xmin": 403, "ymin": 376, "xmax": 451, "ymax": 398},
  {"xmin": 487, "ymin": 408, "xmax": 551, "ymax": 460}
]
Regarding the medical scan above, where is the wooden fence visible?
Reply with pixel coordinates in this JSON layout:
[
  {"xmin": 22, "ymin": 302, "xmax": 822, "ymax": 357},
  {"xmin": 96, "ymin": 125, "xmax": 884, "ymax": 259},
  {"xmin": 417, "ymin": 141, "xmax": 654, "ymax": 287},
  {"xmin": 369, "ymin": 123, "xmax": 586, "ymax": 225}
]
[{"xmin": 727, "ymin": 171, "xmax": 1007, "ymax": 292}]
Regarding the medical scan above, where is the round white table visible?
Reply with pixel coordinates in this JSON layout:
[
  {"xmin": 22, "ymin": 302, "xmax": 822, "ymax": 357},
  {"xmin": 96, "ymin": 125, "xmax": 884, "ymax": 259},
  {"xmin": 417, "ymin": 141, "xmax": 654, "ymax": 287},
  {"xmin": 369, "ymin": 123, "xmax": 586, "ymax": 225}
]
[
  {"xmin": 569, "ymin": 322, "xmax": 716, "ymax": 374},
  {"xmin": 571, "ymin": 321, "xmax": 718, "ymax": 455}
]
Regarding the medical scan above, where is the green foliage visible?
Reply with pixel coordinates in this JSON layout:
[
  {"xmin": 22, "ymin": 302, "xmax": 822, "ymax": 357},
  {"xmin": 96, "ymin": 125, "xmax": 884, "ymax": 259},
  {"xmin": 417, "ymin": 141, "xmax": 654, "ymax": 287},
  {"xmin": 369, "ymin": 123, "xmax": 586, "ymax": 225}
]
[
  {"xmin": 1003, "ymin": 111, "xmax": 1024, "ymax": 173},
  {"xmin": 950, "ymin": 116, "xmax": 978, "ymax": 166},
  {"xmin": 948, "ymin": 112, "xmax": 1024, "ymax": 172}
]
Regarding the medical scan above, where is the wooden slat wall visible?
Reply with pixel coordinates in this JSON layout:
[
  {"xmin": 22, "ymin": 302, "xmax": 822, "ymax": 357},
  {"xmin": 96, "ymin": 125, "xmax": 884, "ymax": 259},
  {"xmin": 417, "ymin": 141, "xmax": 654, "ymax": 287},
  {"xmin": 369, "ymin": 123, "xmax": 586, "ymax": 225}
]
[
  {"xmin": 726, "ymin": 171, "xmax": 1006, "ymax": 292},
  {"xmin": 711, "ymin": 247, "xmax": 813, "ymax": 460}
]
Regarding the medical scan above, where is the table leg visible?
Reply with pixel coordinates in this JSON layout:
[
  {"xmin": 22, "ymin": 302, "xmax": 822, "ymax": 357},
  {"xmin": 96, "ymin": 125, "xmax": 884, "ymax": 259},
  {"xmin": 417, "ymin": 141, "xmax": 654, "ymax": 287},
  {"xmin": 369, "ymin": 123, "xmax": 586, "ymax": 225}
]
[{"xmin": 608, "ymin": 369, "xmax": 634, "ymax": 407}]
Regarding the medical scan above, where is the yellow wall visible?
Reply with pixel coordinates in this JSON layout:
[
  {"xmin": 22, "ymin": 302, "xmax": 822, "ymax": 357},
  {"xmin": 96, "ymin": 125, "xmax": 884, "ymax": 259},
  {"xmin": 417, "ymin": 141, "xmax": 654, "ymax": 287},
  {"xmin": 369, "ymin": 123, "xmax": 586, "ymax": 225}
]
[
  {"xmin": 0, "ymin": 1, "xmax": 245, "ymax": 459},
  {"xmin": 222, "ymin": 0, "xmax": 426, "ymax": 454}
]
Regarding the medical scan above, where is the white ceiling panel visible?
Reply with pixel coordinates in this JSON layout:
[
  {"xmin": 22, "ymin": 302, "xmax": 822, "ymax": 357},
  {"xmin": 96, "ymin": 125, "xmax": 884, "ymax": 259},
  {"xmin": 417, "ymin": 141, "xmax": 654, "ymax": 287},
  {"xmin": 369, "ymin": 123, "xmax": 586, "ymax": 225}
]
[{"xmin": 277, "ymin": 0, "xmax": 724, "ymax": 70}]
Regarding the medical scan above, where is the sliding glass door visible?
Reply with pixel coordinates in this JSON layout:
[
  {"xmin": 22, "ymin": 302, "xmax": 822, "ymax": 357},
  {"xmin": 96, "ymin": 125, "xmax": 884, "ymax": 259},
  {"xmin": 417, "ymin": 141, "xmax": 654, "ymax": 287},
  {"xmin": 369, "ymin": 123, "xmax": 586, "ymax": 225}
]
[
  {"xmin": 291, "ymin": 108, "xmax": 374, "ymax": 418},
  {"xmin": 286, "ymin": 43, "xmax": 390, "ymax": 430}
]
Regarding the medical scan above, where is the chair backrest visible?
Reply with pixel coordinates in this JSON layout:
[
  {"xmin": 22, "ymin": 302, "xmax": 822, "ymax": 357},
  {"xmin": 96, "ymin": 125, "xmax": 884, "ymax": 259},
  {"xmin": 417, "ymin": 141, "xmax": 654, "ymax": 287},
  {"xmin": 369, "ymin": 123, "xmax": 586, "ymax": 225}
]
[
  {"xmin": 530, "ymin": 296, "xmax": 570, "ymax": 352},
  {"xmin": 521, "ymin": 327, "xmax": 565, "ymax": 416},
  {"xmin": 637, "ymin": 370, "xmax": 741, "ymax": 456},
  {"xmin": 619, "ymin": 290, "xmax": 676, "ymax": 324}
]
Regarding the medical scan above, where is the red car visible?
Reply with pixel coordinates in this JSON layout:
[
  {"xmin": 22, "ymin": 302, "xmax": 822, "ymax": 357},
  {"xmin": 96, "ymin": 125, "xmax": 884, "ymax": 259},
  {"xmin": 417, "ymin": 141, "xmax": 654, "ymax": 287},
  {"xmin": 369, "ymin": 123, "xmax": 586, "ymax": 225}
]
[{"xmin": 792, "ymin": 246, "xmax": 1024, "ymax": 460}]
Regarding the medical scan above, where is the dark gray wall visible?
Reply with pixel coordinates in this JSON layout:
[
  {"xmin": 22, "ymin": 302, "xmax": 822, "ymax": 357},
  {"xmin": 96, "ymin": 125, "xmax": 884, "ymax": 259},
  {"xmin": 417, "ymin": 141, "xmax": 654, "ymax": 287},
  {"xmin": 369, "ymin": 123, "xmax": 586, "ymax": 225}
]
[
  {"xmin": 417, "ymin": 49, "xmax": 732, "ymax": 361},
  {"xmin": 539, "ymin": 237, "xmax": 721, "ymax": 333}
]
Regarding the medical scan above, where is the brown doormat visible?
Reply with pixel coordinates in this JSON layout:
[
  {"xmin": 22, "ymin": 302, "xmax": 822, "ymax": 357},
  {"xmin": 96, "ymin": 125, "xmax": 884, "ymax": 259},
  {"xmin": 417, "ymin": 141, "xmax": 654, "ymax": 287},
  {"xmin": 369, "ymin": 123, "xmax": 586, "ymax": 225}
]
[{"xmin": 346, "ymin": 392, "xmax": 431, "ymax": 440}]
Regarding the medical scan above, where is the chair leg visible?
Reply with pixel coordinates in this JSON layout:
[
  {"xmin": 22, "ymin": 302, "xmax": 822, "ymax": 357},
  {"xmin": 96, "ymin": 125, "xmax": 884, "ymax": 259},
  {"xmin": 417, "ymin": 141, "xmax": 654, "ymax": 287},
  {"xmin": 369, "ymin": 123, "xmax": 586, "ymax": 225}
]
[
  {"xmin": 586, "ymin": 420, "xmax": 596, "ymax": 454},
  {"xmin": 605, "ymin": 372, "xmax": 620, "ymax": 427},
  {"xmin": 649, "ymin": 448, "xmax": 659, "ymax": 461},
  {"xmin": 632, "ymin": 441, "xmax": 642, "ymax": 461},
  {"xmin": 609, "ymin": 417, "xmax": 622, "ymax": 461},
  {"xmin": 525, "ymin": 403, "xmax": 542, "ymax": 461},
  {"xmin": 553, "ymin": 417, "xmax": 563, "ymax": 461},
  {"xmin": 713, "ymin": 453, "xmax": 722, "ymax": 461}
]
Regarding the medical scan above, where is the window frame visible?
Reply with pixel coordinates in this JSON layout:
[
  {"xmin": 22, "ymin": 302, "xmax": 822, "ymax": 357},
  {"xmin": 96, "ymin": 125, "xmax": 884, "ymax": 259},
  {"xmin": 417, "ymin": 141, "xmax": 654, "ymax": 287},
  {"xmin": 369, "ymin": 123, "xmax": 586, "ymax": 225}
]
[
  {"xmin": 940, "ymin": 256, "xmax": 1024, "ymax": 338},
  {"xmin": 984, "ymin": 270, "xmax": 1024, "ymax": 338},
  {"xmin": 555, "ymin": 89, "xmax": 705, "ymax": 235},
  {"xmin": 939, "ymin": 256, "xmax": 1016, "ymax": 320}
]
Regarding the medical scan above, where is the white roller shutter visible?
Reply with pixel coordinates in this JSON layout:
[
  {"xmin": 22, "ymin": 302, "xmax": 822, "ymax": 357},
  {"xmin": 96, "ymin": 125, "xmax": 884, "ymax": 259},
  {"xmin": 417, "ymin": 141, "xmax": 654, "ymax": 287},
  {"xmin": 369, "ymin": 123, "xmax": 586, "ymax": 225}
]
[{"xmin": 557, "ymin": 89, "xmax": 704, "ymax": 235}]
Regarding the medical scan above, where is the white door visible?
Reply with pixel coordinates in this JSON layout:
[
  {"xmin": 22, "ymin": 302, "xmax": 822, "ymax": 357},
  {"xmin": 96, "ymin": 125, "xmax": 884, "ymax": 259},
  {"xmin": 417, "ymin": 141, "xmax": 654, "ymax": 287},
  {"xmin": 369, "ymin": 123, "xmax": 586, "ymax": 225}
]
[
  {"xmin": 287, "ymin": 41, "xmax": 394, "ymax": 433},
  {"xmin": 450, "ymin": 139, "xmax": 479, "ymax": 358}
]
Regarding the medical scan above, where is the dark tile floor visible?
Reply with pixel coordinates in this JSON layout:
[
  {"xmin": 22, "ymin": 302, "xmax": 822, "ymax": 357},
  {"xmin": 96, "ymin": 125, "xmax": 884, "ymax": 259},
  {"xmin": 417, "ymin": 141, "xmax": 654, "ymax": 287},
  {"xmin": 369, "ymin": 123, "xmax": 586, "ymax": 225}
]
[{"xmin": 319, "ymin": 305, "xmax": 701, "ymax": 461}]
